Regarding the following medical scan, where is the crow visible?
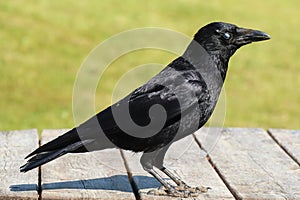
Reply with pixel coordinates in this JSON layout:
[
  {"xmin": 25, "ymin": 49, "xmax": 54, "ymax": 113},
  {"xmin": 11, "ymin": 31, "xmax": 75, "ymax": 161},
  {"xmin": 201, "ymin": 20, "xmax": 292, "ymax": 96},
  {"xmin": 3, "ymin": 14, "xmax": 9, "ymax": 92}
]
[{"xmin": 20, "ymin": 22, "xmax": 270, "ymax": 197}]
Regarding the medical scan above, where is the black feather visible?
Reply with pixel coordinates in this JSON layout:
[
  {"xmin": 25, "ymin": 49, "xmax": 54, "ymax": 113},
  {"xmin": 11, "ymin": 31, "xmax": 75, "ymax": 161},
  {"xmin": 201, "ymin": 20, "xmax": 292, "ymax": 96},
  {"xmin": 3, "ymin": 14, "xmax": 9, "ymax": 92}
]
[
  {"xmin": 20, "ymin": 139, "xmax": 94, "ymax": 172},
  {"xmin": 21, "ymin": 22, "xmax": 270, "ymax": 178}
]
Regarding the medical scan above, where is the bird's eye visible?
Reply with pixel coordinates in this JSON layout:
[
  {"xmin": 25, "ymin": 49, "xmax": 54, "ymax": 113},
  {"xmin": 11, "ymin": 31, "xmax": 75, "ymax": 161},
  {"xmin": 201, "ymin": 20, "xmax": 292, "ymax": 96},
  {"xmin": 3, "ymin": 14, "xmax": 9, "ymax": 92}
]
[{"xmin": 223, "ymin": 32, "xmax": 231, "ymax": 40}]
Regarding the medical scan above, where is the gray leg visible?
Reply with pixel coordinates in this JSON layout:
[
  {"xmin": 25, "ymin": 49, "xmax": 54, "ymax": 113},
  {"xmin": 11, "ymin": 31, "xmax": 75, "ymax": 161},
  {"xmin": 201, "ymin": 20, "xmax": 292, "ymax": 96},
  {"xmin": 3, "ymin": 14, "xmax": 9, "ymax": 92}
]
[
  {"xmin": 160, "ymin": 167, "xmax": 188, "ymax": 187},
  {"xmin": 141, "ymin": 149, "xmax": 201, "ymax": 197},
  {"xmin": 151, "ymin": 146, "xmax": 189, "ymax": 187},
  {"xmin": 140, "ymin": 151, "xmax": 174, "ymax": 191},
  {"xmin": 150, "ymin": 146, "xmax": 210, "ymax": 196}
]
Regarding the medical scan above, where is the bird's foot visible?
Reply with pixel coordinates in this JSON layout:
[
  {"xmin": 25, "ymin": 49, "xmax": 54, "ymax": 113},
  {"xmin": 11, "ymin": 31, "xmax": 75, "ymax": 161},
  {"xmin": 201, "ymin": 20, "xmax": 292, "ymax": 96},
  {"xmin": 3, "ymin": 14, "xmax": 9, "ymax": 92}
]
[
  {"xmin": 175, "ymin": 183, "xmax": 211, "ymax": 193},
  {"xmin": 147, "ymin": 186, "xmax": 168, "ymax": 196},
  {"xmin": 147, "ymin": 185, "xmax": 211, "ymax": 198},
  {"xmin": 147, "ymin": 186, "xmax": 197, "ymax": 198}
]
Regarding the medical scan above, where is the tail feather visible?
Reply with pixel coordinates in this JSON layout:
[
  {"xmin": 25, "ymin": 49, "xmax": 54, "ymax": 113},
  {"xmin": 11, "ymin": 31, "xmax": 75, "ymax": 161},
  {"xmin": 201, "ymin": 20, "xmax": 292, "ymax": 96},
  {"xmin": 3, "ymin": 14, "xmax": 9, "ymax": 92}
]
[
  {"xmin": 20, "ymin": 128, "xmax": 95, "ymax": 173},
  {"xmin": 25, "ymin": 128, "xmax": 81, "ymax": 159},
  {"xmin": 20, "ymin": 139, "xmax": 94, "ymax": 172}
]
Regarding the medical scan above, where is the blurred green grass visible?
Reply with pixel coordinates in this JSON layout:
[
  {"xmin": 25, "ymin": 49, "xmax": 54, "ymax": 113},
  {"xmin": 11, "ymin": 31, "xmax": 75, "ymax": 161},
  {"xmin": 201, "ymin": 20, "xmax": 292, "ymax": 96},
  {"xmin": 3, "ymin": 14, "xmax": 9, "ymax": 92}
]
[{"xmin": 0, "ymin": 0, "xmax": 299, "ymax": 130}]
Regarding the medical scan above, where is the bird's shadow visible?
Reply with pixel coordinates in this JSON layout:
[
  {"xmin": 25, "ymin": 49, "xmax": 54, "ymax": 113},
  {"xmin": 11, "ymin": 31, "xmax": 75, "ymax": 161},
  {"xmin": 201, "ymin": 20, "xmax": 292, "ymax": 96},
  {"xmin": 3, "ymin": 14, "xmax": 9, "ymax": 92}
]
[{"xmin": 10, "ymin": 175, "xmax": 161, "ymax": 193}]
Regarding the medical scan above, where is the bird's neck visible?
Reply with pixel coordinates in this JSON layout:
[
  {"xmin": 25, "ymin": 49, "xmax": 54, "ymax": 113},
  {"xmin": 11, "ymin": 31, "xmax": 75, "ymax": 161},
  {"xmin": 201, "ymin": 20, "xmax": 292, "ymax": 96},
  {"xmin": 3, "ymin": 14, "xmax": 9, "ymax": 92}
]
[
  {"xmin": 183, "ymin": 41, "xmax": 229, "ymax": 81},
  {"xmin": 210, "ymin": 53, "xmax": 229, "ymax": 81}
]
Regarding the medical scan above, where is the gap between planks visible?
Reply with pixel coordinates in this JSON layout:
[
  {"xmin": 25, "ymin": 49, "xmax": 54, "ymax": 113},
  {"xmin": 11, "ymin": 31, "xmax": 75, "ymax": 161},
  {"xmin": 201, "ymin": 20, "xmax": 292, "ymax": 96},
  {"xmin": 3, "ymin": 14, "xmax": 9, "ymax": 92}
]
[
  {"xmin": 267, "ymin": 129, "xmax": 300, "ymax": 167},
  {"xmin": 1, "ymin": 129, "xmax": 39, "ymax": 200},
  {"xmin": 194, "ymin": 128, "xmax": 300, "ymax": 200},
  {"xmin": 38, "ymin": 138, "xmax": 42, "ymax": 200},
  {"xmin": 192, "ymin": 133, "xmax": 241, "ymax": 200},
  {"xmin": 120, "ymin": 149, "xmax": 141, "ymax": 200}
]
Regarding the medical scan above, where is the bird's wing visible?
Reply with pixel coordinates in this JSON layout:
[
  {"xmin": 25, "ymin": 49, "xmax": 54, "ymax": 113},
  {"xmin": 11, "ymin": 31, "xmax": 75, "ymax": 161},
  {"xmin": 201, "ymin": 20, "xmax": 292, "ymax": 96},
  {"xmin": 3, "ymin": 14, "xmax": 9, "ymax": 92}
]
[{"xmin": 97, "ymin": 57, "xmax": 210, "ymax": 134}]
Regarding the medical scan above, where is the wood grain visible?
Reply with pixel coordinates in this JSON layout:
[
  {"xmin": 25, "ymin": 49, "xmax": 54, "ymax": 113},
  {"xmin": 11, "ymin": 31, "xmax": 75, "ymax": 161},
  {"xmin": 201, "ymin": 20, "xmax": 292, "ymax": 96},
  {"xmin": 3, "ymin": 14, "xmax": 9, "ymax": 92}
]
[
  {"xmin": 40, "ymin": 129, "xmax": 134, "ymax": 200},
  {"xmin": 0, "ymin": 129, "xmax": 39, "ymax": 200},
  {"xmin": 195, "ymin": 127, "xmax": 300, "ymax": 200}
]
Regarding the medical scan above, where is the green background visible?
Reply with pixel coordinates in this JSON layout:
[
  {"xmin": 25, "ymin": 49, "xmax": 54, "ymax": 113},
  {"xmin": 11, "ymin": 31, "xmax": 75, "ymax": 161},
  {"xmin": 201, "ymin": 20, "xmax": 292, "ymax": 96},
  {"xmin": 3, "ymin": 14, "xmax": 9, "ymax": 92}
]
[{"xmin": 0, "ymin": 0, "xmax": 299, "ymax": 131}]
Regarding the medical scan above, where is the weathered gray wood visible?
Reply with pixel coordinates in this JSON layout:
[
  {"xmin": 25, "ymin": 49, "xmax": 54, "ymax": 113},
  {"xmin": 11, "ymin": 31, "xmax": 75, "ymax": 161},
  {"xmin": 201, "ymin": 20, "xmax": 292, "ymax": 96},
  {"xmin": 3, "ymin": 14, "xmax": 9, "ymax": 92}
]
[
  {"xmin": 123, "ymin": 135, "xmax": 234, "ymax": 200},
  {"xmin": 0, "ymin": 129, "xmax": 39, "ymax": 200},
  {"xmin": 195, "ymin": 128, "xmax": 300, "ymax": 200},
  {"xmin": 268, "ymin": 129, "xmax": 300, "ymax": 166},
  {"xmin": 41, "ymin": 129, "xmax": 134, "ymax": 200}
]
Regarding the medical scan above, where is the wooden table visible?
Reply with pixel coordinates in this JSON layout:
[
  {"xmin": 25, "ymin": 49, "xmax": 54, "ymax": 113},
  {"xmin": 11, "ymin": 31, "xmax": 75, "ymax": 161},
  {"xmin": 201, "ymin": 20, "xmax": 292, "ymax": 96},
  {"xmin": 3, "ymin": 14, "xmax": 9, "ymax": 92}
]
[{"xmin": 1, "ymin": 128, "xmax": 299, "ymax": 200}]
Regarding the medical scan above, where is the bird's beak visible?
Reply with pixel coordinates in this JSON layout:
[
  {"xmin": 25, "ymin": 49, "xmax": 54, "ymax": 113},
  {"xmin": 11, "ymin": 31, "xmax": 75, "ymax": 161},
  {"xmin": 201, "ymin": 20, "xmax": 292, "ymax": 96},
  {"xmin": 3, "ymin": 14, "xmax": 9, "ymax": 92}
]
[{"xmin": 235, "ymin": 27, "xmax": 271, "ymax": 46}]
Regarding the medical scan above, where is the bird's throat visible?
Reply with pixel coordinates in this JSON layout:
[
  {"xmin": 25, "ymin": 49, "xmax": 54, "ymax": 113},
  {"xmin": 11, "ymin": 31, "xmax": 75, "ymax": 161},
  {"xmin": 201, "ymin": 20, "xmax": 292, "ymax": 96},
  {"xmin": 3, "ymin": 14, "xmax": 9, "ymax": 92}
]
[
  {"xmin": 183, "ymin": 41, "xmax": 229, "ymax": 82},
  {"xmin": 211, "ymin": 53, "xmax": 229, "ymax": 81}
]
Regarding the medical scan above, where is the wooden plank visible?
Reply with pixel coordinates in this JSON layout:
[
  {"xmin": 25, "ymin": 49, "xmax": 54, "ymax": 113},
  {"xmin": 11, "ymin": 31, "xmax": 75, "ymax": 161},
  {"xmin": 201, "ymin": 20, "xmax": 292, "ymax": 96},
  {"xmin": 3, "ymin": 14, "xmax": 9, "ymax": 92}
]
[
  {"xmin": 195, "ymin": 128, "xmax": 300, "ymax": 199},
  {"xmin": 123, "ymin": 135, "xmax": 234, "ymax": 199},
  {"xmin": 0, "ymin": 129, "xmax": 39, "ymax": 200},
  {"xmin": 41, "ymin": 129, "xmax": 134, "ymax": 200},
  {"xmin": 268, "ymin": 129, "xmax": 300, "ymax": 166}
]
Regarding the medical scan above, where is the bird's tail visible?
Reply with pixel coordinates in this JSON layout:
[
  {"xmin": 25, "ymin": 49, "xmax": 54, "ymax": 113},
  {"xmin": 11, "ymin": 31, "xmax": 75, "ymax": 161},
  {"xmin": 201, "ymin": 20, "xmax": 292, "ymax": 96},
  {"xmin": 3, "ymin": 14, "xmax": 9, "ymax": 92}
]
[{"xmin": 20, "ymin": 128, "xmax": 94, "ymax": 173}]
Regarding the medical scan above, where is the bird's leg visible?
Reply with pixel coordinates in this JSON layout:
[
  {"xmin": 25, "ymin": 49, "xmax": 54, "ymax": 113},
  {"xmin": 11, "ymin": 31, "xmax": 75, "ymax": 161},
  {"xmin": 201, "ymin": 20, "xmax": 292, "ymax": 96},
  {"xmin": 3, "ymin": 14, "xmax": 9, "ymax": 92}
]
[
  {"xmin": 160, "ymin": 166, "xmax": 210, "ymax": 193},
  {"xmin": 160, "ymin": 167, "xmax": 189, "ymax": 189},
  {"xmin": 146, "ymin": 168, "xmax": 198, "ymax": 197},
  {"xmin": 141, "ymin": 151, "xmax": 190, "ymax": 197},
  {"xmin": 141, "ymin": 149, "xmax": 209, "ymax": 197},
  {"xmin": 148, "ymin": 168, "xmax": 172, "ymax": 191},
  {"xmin": 146, "ymin": 168, "xmax": 175, "ymax": 196},
  {"xmin": 151, "ymin": 148, "xmax": 190, "ymax": 189}
]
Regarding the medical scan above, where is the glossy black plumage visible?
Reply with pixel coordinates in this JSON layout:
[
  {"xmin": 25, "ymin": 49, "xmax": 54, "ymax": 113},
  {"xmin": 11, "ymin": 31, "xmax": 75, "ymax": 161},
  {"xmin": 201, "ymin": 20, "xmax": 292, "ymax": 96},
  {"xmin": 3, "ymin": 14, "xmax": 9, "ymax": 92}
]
[{"xmin": 20, "ymin": 22, "xmax": 270, "ymax": 196}]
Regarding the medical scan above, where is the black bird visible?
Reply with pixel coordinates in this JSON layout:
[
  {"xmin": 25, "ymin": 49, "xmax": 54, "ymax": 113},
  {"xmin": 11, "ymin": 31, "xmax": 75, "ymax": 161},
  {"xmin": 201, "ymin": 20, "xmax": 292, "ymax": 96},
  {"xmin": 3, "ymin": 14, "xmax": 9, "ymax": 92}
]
[{"xmin": 20, "ymin": 22, "xmax": 270, "ymax": 197}]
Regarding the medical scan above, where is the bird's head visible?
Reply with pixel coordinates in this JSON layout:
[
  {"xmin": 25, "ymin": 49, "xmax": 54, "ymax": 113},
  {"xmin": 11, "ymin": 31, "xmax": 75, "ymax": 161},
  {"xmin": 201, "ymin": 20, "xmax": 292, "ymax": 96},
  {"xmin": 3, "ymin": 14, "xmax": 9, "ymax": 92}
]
[{"xmin": 194, "ymin": 22, "xmax": 270, "ymax": 57}]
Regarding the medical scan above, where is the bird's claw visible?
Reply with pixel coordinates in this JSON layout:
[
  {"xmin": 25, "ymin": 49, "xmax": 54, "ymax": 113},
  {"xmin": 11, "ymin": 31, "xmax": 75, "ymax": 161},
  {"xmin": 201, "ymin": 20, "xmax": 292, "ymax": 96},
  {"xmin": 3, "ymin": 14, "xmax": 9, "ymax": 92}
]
[
  {"xmin": 195, "ymin": 185, "xmax": 211, "ymax": 193},
  {"xmin": 147, "ymin": 188, "xmax": 168, "ymax": 196},
  {"xmin": 169, "ymin": 189, "xmax": 197, "ymax": 198},
  {"xmin": 175, "ymin": 182, "xmax": 211, "ymax": 193},
  {"xmin": 147, "ymin": 185, "xmax": 211, "ymax": 198},
  {"xmin": 148, "ymin": 188, "xmax": 196, "ymax": 198}
]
